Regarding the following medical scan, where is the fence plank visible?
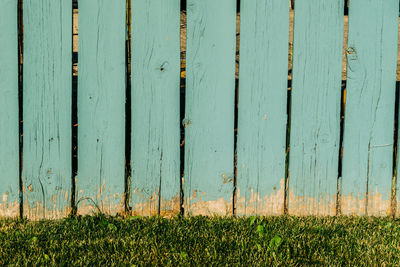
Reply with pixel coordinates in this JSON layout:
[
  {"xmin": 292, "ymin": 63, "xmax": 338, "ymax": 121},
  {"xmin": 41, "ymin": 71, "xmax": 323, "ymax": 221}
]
[
  {"xmin": 0, "ymin": 0, "xmax": 19, "ymax": 218},
  {"xmin": 77, "ymin": 1, "xmax": 126, "ymax": 215},
  {"xmin": 184, "ymin": 0, "xmax": 236, "ymax": 216},
  {"xmin": 288, "ymin": 0, "xmax": 343, "ymax": 215},
  {"xmin": 23, "ymin": 0, "xmax": 72, "ymax": 219},
  {"xmin": 130, "ymin": 0, "xmax": 180, "ymax": 216},
  {"xmin": 342, "ymin": 0, "xmax": 399, "ymax": 216},
  {"xmin": 236, "ymin": 0, "xmax": 289, "ymax": 216}
]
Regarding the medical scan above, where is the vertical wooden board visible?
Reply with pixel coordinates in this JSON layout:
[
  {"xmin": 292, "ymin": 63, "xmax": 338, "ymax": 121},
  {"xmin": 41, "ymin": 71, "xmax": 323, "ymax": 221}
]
[
  {"xmin": 184, "ymin": 0, "xmax": 236, "ymax": 216},
  {"xmin": 342, "ymin": 0, "xmax": 399, "ymax": 216},
  {"xmin": 78, "ymin": 0, "xmax": 126, "ymax": 215},
  {"xmin": 288, "ymin": 0, "xmax": 343, "ymax": 216},
  {"xmin": 23, "ymin": 0, "xmax": 72, "ymax": 219},
  {"xmin": 0, "ymin": 0, "xmax": 19, "ymax": 218},
  {"xmin": 236, "ymin": 0, "xmax": 289, "ymax": 216},
  {"xmin": 130, "ymin": 0, "xmax": 180, "ymax": 216}
]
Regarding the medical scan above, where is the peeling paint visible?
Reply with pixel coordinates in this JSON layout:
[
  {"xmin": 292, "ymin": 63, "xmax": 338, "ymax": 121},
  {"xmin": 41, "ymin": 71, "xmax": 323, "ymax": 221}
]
[
  {"xmin": 185, "ymin": 196, "xmax": 232, "ymax": 216},
  {"xmin": 23, "ymin": 200, "xmax": 71, "ymax": 220},
  {"xmin": 0, "ymin": 200, "xmax": 19, "ymax": 218},
  {"xmin": 341, "ymin": 188, "xmax": 391, "ymax": 216},
  {"xmin": 77, "ymin": 197, "xmax": 125, "ymax": 216},
  {"xmin": 288, "ymin": 189, "xmax": 336, "ymax": 216},
  {"xmin": 222, "ymin": 173, "xmax": 233, "ymax": 184},
  {"xmin": 236, "ymin": 179, "xmax": 285, "ymax": 216},
  {"xmin": 131, "ymin": 191, "xmax": 180, "ymax": 217}
]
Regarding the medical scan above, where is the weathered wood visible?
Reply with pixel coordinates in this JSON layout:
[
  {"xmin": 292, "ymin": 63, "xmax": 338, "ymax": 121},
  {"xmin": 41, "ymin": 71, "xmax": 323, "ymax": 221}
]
[
  {"xmin": 236, "ymin": 0, "xmax": 289, "ymax": 216},
  {"xmin": 342, "ymin": 0, "xmax": 399, "ymax": 216},
  {"xmin": 0, "ymin": 0, "xmax": 19, "ymax": 218},
  {"xmin": 78, "ymin": 0, "xmax": 126, "ymax": 215},
  {"xmin": 130, "ymin": 0, "xmax": 181, "ymax": 217},
  {"xmin": 288, "ymin": 0, "xmax": 343, "ymax": 215},
  {"xmin": 23, "ymin": 0, "xmax": 72, "ymax": 219},
  {"xmin": 184, "ymin": 0, "xmax": 236, "ymax": 216}
]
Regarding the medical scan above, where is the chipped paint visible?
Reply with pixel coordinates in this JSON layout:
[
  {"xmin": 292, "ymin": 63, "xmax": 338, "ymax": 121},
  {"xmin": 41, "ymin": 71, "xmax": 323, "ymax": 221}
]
[
  {"xmin": 341, "ymin": 188, "xmax": 391, "ymax": 216},
  {"xmin": 160, "ymin": 195, "xmax": 180, "ymax": 218},
  {"xmin": 23, "ymin": 200, "xmax": 71, "ymax": 220},
  {"xmin": 131, "ymin": 191, "xmax": 159, "ymax": 216},
  {"xmin": 236, "ymin": 179, "xmax": 285, "ymax": 216},
  {"xmin": 185, "ymin": 195, "xmax": 232, "ymax": 216},
  {"xmin": 131, "ymin": 189, "xmax": 180, "ymax": 217},
  {"xmin": 77, "ymin": 187, "xmax": 125, "ymax": 216},
  {"xmin": 0, "ymin": 200, "xmax": 19, "ymax": 218},
  {"xmin": 222, "ymin": 173, "xmax": 233, "ymax": 184},
  {"xmin": 288, "ymin": 189, "xmax": 336, "ymax": 216}
]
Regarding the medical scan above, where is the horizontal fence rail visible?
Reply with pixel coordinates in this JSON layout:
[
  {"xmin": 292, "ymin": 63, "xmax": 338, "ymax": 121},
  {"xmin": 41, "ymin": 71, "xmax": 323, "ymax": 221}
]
[{"xmin": 0, "ymin": 0, "xmax": 400, "ymax": 219}]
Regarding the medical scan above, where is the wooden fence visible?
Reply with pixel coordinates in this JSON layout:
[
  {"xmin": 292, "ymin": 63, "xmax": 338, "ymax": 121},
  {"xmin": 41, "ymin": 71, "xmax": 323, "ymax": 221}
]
[{"xmin": 1, "ymin": 0, "xmax": 400, "ymax": 219}]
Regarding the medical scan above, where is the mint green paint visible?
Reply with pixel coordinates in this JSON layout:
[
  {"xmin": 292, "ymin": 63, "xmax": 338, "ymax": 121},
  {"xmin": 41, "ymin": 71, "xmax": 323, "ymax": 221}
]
[
  {"xmin": 78, "ymin": 0, "xmax": 126, "ymax": 215},
  {"xmin": 289, "ymin": 0, "xmax": 343, "ymax": 216},
  {"xmin": 23, "ymin": 0, "xmax": 72, "ymax": 219},
  {"xmin": 184, "ymin": 0, "xmax": 236, "ymax": 215},
  {"xmin": 0, "ymin": 0, "xmax": 19, "ymax": 218},
  {"xmin": 236, "ymin": 0, "xmax": 289, "ymax": 216},
  {"xmin": 342, "ymin": 0, "xmax": 399, "ymax": 216},
  {"xmin": 130, "ymin": 0, "xmax": 181, "ymax": 216}
]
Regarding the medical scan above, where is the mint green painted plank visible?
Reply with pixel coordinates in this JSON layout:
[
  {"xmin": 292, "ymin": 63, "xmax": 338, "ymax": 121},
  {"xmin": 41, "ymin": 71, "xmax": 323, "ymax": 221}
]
[
  {"xmin": 288, "ymin": 0, "xmax": 343, "ymax": 216},
  {"xmin": 23, "ymin": 0, "xmax": 72, "ymax": 219},
  {"xmin": 130, "ymin": 0, "xmax": 180, "ymax": 216},
  {"xmin": 0, "ymin": 0, "xmax": 19, "ymax": 218},
  {"xmin": 184, "ymin": 0, "xmax": 236, "ymax": 216},
  {"xmin": 342, "ymin": 0, "xmax": 399, "ymax": 216},
  {"xmin": 78, "ymin": 0, "xmax": 126, "ymax": 215},
  {"xmin": 236, "ymin": 0, "xmax": 289, "ymax": 216}
]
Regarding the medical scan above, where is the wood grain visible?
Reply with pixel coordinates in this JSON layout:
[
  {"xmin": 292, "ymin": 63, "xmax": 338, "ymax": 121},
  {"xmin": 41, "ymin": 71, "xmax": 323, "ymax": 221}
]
[
  {"xmin": 288, "ymin": 0, "xmax": 343, "ymax": 216},
  {"xmin": 342, "ymin": 0, "xmax": 399, "ymax": 216},
  {"xmin": 236, "ymin": 0, "xmax": 289, "ymax": 216},
  {"xmin": 130, "ymin": 0, "xmax": 181, "ymax": 216},
  {"xmin": 184, "ymin": 0, "xmax": 236, "ymax": 216},
  {"xmin": 78, "ymin": 0, "xmax": 126, "ymax": 215},
  {"xmin": 0, "ymin": 0, "xmax": 19, "ymax": 218},
  {"xmin": 23, "ymin": 0, "xmax": 72, "ymax": 219}
]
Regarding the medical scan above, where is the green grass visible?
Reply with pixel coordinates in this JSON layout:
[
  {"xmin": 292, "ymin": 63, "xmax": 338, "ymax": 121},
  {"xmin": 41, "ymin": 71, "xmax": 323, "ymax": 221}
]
[{"xmin": 1, "ymin": 215, "xmax": 400, "ymax": 265}]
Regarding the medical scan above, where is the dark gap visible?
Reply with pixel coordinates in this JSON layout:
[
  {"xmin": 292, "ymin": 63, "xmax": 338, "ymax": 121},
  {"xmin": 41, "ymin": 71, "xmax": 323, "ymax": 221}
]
[
  {"xmin": 336, "ymin": 81, "xmax": 346, "ymax": 215},
  {"xmin": 391, "ymin": 0, "xmax": 400, "ymax": 218},
  {"xmin": 284, "ymin": 3, "xmax": 294, "ymax": 215},
  {"xmin": 233, "ymin": 78, "xmax": 239, "ymax": 216},
  {"xmin": 18, "ymin": 0, "xmax": 24, "ymax": 220},
  {"xmin": 284, "ymin": 84, "xmax": 292, "ymax": 215},
  {"xmin": 71, "ymin": 0, "xmax": 78, "ymax": 216},
  {"xmin": 392, "ymin": 82, "xmax": 399, "ymax": 217},
  {"xmin": 179, "ymin": 0, "xmax": 187, "ymax": 216},
  {"xmin": 337, "ymin": 3, "xmax": 349, "ymax": 215},
  {"xmin": 125, "ymin": 0, "xmax": 132, "ymax": 214},
  {"xmin": 232, "ymin": 0, "xmax": 240, "ymax": 216}
]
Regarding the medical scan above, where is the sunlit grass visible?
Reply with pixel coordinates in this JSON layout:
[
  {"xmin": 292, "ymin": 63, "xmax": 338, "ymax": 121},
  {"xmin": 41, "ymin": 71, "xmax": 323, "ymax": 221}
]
[{"xmin": 1, "ymin": 215, "xmax": 399, "ymax": 265}]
